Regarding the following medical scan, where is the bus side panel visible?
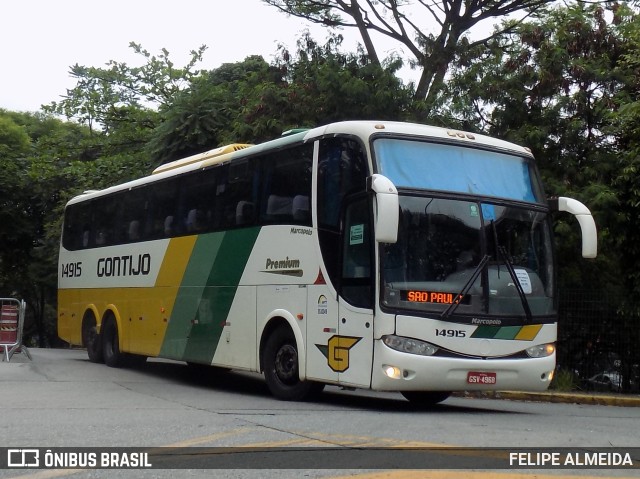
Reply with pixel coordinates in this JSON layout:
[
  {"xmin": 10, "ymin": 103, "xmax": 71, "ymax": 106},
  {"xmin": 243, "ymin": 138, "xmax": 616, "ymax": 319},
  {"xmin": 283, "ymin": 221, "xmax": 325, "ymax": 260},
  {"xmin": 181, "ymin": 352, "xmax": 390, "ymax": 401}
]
[
  {"xmin": 58, "ymin": 239, "xmax": 174, "ymax": 354},
  {"xmin": 126, "ymin": 286, "xmax": 176, "ymax": 357},
  {"xmin": 158, "ymin": 228, "xmax": 261, "ymax": 364},
  {"xmin": 211, "ymin": 286, "xmax": 257, "ymax": 370},
  {"xmin": 57, "ymin": 288, "xmax": 83, "ymax": 346}
]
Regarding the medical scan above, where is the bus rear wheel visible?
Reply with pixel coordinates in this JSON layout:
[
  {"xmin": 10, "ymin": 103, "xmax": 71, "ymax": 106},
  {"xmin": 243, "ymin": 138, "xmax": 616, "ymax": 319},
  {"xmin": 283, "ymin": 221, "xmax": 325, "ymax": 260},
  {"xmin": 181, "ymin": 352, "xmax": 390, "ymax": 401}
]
[
  {"xmin": 102, "ymin": 315, "xmax": 126, "ymax": 368},
  {"xmin": 401, "ymin": 391, "xmax": 451, "ymax": 406},
  {"xmin": 82, "ymin": 313, "xmax": 103, "ymax": 363},
  {"xmin": 263, "ymin": 326, "xmax": 323, "ymax": 401}
]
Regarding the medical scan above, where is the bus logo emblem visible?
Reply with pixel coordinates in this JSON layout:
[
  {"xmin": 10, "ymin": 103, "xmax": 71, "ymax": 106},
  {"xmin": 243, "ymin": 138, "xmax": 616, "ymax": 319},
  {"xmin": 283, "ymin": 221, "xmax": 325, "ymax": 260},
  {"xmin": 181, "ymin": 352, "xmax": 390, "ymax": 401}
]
[{"xmin": 316, "ymin": 335, "xmax": 361, "ymax": 372}]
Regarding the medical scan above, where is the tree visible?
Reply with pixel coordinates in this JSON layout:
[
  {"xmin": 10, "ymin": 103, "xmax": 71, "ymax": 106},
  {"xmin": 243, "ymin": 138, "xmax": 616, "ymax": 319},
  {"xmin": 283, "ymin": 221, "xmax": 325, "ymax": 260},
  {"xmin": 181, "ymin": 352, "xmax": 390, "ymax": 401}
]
[
  {"xmin": 146, "ymin": 55, "xmax": 281, "ymax": 165},
  {"xmin": 262, "ymin": 0, "xmax": 558, "ymax": 112},
  {"xmin": 44, "ymin": 42, "xmax": 206, "ymax": 132},
  {"xmin": 148, "ymin": 36, "xmax": 414, "ymax": 165},
  {"xmin": 443, "ymin": 2, "xmax": 635, "ymax": 297},
  {"xmin": 0, "ymin": 113, "xmax": 34, "ymax": 279},
  {"xmin": 611, "ymin": 4, "xmax": 640, "ymax": 304},
  {"xmin": 0, "ymin": 111, "xmax": 53, "ymax": 345},
  {"xmin": 274, "ymin": 33, "xmax": 413, "ymax": 126}
]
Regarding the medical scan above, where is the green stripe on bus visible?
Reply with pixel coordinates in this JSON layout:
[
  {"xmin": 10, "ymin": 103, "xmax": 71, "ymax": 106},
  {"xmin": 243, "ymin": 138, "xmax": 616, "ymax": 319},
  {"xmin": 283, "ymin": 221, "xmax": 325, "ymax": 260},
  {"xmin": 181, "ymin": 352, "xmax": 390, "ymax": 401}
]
[
  {"xmin": 159, "ymin": 234, "xmax": 223, "ymax": 359},
  {"xmin": 470, "ymin": 326, "xmax": 501, "ymax": 339},
  {"xmin": 159, "ymin": 227, "xmax": 260, "ymax": 363},
  {"xmin": 471, "ymin": 325, "xmax": 540, "ymax": 340}
]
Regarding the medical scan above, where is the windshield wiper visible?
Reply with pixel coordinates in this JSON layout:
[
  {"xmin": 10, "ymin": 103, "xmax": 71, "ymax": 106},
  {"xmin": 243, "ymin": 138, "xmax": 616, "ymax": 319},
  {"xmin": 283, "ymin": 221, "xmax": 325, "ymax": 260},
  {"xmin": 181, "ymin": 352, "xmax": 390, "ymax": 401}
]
[
  {"xmin": 441, "ymin": 254, "xmax": 490, "ymax": 320},
  {"xmin": 497, "ymin": 245, "xmax": 533, "ymax": 323}
]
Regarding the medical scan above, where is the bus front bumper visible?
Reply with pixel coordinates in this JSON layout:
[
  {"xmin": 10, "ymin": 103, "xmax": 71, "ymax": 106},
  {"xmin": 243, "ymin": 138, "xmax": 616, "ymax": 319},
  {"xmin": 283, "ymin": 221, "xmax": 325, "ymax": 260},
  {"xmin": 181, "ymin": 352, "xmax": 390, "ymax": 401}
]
[{"xmin": 371, "ymin": 339, "xmax": 556, "ymax": 393}]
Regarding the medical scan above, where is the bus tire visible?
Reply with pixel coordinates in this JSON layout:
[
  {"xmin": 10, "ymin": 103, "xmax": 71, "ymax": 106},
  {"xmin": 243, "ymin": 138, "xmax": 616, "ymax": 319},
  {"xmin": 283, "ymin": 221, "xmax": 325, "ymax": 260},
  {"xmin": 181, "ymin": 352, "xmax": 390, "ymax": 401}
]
[
  {"xmin": 82, "ymin": 312, "xmax": 103, "ymax": 363},
  {"xmin": 401, "ymin": 391, "xmax": 451, "ymax": 406},
  {"xmin": 102, "ymin": 315, "xmax": 126, "ymax": 368},
  {"xmin": 263, "ymin": 326, "xmax": 322, "ymax": 401}
]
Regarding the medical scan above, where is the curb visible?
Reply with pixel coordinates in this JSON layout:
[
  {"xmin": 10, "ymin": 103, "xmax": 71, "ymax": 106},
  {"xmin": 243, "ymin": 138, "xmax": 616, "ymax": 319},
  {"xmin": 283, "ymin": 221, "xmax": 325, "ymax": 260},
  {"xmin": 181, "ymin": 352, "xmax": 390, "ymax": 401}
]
[{"xmin": 455, "ymin": 390, "xmax": 640, "ymax": 407}]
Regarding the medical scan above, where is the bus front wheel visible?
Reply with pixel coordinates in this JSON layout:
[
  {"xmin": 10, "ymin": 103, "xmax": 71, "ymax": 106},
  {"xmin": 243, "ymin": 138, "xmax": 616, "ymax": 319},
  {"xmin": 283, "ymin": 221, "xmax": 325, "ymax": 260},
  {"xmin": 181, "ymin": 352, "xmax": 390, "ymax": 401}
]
[{"xmin": 263, "ymin": 326, "xmax": 323, "ymax": 401}]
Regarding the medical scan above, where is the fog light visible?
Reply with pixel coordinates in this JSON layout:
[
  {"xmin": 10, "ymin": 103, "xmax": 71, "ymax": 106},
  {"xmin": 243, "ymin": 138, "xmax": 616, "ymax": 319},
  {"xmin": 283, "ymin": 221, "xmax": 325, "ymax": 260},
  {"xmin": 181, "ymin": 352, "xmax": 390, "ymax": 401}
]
[
  {"xmin": 547, "ymin": 369, "xmax": 555, "ymax": 382},
  {"xmin": 526, "ymin": 343, "xmax": 555, "ymax": 358},
  {"xmin": 383, "ymin": 365, "xmax": 402, "ymax": 379}
]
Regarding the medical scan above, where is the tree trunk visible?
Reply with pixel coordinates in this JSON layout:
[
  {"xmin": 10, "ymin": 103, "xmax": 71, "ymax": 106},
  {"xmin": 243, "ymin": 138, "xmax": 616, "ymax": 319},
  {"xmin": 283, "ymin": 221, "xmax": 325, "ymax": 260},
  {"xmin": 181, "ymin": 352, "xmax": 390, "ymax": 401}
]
[
  {"xmin": 347, "ymin": 0, "xmax": 380, "ymax": 65},
  {"xmin": 415, "ymin": 30, "xmax": 462, "ymax": 113}
]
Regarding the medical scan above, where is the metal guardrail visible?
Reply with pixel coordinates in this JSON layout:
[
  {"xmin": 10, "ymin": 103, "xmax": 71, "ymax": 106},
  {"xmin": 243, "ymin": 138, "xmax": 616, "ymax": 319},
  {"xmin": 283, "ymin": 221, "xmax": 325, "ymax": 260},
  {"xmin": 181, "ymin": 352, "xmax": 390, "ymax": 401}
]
[
  {"xmin": 557, "ymin": 290, "xmax": 640, "ymax": 394},
  {"xmin": 0, "ymin": 298, "xmax": 31, "ymax": 362}
]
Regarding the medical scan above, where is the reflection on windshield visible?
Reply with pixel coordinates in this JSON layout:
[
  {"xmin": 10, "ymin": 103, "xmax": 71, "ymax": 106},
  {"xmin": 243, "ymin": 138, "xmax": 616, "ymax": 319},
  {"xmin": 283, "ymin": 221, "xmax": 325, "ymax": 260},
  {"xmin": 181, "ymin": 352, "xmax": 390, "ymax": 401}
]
[
  {"xmin": 382, "ymin": 196, "xmax": 555, "ymax": 319},
  {"xmin": 374, "ymin": 138, "xmax": 543, "ymax": 203}
]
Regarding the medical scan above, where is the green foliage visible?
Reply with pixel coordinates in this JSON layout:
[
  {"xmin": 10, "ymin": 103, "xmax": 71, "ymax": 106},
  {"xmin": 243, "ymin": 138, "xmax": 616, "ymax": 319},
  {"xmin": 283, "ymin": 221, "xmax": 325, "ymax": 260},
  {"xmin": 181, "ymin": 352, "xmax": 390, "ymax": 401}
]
[
  {"xmin": 276, "ymin": 34, "xmax": 413, "ymax": 125},
  {"xmin": 146, "ymin": 55, "xmax": 281, "ymax": 164},
  {"xmin": 148, "ymin": 34, "xmax": 414, "ymax": 166},
  {"xmin": 550, "ymin": 368, "xmax": 578, "ymax": 392},
  {"xmin": 0, "ymin": 114, "xmax": 30, "ymax": 157},
  {"xmin": 445, "ymin": 3, "xmax": 639, "ymax": 301},
  {"xmin": 43, "ymin": 42, "xmax": 206, "ymax": 130},
  {"xmin": 610, "ymin": 6, "xmax": 640, "ymax": 302}
]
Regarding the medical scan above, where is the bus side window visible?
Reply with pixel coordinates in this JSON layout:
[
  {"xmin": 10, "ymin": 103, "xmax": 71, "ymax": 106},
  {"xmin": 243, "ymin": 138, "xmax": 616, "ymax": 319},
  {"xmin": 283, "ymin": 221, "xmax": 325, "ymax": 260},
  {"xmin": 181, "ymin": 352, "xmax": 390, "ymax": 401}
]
[
  {"xmin": 63, "ymin": 202, "xmax": 91, "ymax": 251},
  {"xmin": 148, "ymin": 178, "xmax": 180, "ymax": 239},
  {"xmin": 218, "ymin": 160, "xmax": 256, "ymax": 229},
  {"xmin": 317, "ymin": 138, "xmax": 368, "ymax": 230},
  {"xmin": 317, "ymin": 137, "xmax": 369, "ymax": 289},
  {"xmin": 292, "ymin": 195, "xmax": 309, "ymax": 222},
  {"xmin": 181, "ymin": 168, "xmax": 218, "ymax": 233},
  {"xmin": 236, "ymin": 201, "xmax": 255, "ymax": 226},
  {"xmin": 341, "ymin": 196, "xmax": 373, "ymax": 309},
  {"xmin": 259, "ymin": 145, "xmax": 312, "ymax": 225},
  {"xmin": 120, "ymin": 187, "xmax": 149, "ymax": 243}
]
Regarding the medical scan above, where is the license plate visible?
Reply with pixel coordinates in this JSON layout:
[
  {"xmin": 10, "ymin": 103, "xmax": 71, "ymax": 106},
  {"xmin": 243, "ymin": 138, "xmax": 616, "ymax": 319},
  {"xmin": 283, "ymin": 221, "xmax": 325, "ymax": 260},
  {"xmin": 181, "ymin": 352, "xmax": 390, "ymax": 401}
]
[{"xmin": 467, "ymin": 371, "xmax": 497, "ymax": 385}]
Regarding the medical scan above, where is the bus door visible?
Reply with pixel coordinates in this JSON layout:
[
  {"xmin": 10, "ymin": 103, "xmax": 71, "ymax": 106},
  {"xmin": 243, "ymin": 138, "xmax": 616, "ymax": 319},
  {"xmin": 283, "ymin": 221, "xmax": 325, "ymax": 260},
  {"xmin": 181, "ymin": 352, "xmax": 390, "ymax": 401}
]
[{"xmin": 336, "ymin": 196, "xmax": 374, "ymax": 388}]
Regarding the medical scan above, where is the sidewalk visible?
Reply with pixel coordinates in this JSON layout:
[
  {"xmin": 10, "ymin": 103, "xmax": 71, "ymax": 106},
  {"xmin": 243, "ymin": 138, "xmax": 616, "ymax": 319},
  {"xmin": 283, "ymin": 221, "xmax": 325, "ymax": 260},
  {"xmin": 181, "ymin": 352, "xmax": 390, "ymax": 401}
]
[{"xmin": 457, "ymin": 390, "xmax": 640, "ymax": 407}]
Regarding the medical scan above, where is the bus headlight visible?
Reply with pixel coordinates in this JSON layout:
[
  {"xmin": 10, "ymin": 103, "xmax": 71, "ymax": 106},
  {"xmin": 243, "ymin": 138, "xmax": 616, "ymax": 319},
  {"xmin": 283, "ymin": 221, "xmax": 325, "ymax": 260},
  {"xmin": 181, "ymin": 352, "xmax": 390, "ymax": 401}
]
[
  {"xmin": 526, "ymin": 343, "xmax": 555, "ymax": 358},
  {"xmin": 383, "ymin": 335, "xmax": 438, "ymax": 356}
]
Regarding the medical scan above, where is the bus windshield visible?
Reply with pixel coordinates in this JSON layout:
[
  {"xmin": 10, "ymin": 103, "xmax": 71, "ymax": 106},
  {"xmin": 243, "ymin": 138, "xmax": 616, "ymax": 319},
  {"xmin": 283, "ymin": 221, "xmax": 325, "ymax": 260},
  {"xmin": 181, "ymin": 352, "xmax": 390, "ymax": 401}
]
[
  {"xmin": 375, "ymin": 138, "xmax": 555, "ymax": 320},
  {"xmin": 381, "ymin": 196, "xmax": 555, "ymax": 319}
]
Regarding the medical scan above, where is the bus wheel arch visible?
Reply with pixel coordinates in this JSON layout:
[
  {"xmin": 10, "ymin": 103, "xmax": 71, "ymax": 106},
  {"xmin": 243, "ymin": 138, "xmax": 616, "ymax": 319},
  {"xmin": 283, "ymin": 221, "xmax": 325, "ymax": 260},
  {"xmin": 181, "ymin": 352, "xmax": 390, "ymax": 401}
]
[
  {"xmin": 260, "ymin": 318, "xmax": 323, "ymax": 401},
  {"xmin": 81, "ymin": 309, "xmax": 103, "ymax": 363}
]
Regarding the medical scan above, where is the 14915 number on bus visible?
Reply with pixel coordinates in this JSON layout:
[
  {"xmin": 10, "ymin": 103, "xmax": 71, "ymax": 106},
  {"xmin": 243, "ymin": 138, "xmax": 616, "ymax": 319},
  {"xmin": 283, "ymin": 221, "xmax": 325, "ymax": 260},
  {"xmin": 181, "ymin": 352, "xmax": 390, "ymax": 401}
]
[{"xmin": 61, "ymin": 261, "xmax": 82, "ymax": 278}]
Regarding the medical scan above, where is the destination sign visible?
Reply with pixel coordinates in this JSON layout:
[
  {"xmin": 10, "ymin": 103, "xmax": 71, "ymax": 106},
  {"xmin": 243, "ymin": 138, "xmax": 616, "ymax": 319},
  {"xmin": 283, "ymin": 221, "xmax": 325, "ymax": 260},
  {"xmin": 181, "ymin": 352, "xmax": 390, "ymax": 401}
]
[{"xmin": 402, "ymin": 290, "xmax": 467, "ymax": 305}]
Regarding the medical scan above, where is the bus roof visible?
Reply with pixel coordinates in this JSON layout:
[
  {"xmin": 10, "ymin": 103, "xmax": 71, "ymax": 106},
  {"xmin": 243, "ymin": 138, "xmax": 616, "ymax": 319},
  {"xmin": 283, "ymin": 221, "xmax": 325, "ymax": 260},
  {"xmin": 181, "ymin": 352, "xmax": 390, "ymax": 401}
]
[
  {"xmin": 66, "ymin": 121, "xmax": 533, "ymax": 206},
  {"xmin": 151, "ymin": 143, "xmax": 253, "ymax": 175},
  {"xmin": 303, "ymin": 121, "xmax": 533, "ymax": 158}
]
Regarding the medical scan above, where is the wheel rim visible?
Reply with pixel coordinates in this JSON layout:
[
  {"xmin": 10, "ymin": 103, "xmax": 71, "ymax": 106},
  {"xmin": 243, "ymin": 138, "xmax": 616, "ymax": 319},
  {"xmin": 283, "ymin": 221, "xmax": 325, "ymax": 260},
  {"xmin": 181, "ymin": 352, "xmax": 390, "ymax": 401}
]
[{"xmin": 274, "ymin": 344, "xmax": 298, "ymax": 385}]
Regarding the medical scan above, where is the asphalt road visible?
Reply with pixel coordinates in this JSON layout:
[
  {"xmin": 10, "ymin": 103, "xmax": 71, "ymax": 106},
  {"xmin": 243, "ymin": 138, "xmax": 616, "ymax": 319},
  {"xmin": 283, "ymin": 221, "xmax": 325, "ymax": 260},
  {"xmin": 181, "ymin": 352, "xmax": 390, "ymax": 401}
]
[{"xmin": 0, "ymin": 348, "xmax": 638, "ymax": 479}]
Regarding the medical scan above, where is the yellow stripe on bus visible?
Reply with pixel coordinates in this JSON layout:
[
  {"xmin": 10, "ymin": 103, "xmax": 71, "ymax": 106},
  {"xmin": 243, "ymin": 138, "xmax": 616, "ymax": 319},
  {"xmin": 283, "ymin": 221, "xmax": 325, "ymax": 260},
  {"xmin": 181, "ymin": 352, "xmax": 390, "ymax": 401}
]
[
  {"xmin": 155, "ymin": 236, "xmax": 198, "ymax": 287},
  {"xmin": 514, "ymin": 324, "xmax": 543, "ymax": 341}
]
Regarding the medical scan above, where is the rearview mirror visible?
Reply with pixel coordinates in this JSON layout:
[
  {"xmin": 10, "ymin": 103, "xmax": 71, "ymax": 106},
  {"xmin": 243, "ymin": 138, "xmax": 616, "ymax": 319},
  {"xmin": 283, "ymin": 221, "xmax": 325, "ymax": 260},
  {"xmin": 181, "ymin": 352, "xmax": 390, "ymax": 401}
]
[
  {"xmin": 549, "ymin": 197, "xmax": 598, "ymax": 258},
  {"xmin": 368, "ymin": 174, "xmax": 399, "ymax": 243}
]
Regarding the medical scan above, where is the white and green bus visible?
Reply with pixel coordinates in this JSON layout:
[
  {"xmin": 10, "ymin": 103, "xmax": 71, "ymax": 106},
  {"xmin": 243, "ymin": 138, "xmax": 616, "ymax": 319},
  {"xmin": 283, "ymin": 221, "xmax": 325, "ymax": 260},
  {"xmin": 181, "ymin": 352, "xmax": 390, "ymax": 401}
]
[{"xmin": 58, "ymin": 121, "xmax": 597, "ymax": 403}]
